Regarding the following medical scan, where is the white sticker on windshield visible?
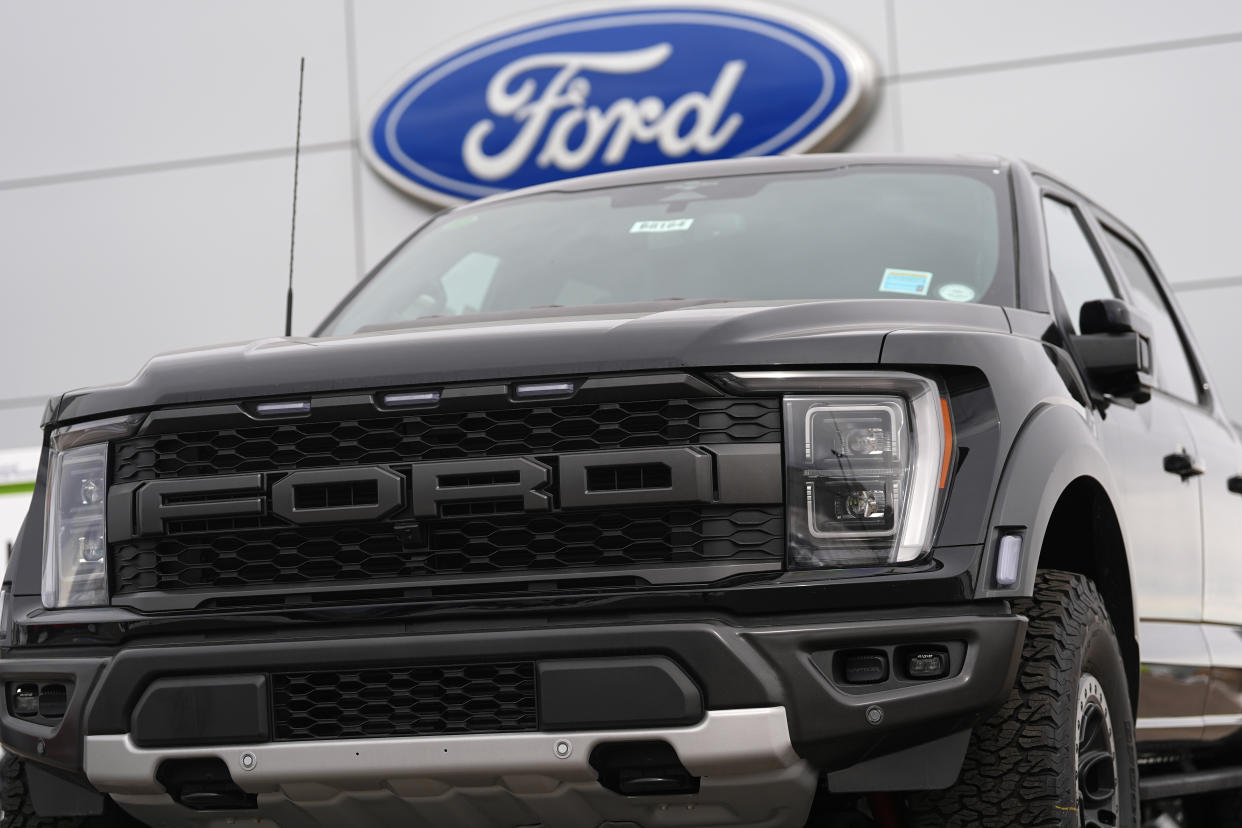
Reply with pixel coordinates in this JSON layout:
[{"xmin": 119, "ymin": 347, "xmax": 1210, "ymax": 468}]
[
  {"xmin": 938, "ymin": 283, "xmax": 977, "ymax": 302},
  {"xmin": 879, "ymin": 268, "xmax": 933, "ymax": 296},
  {"xmin": 630, "ymin": 218, "xmax": 694, "ymax": 234}
]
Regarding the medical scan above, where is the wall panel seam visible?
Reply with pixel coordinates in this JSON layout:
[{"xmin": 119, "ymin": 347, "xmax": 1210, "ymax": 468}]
[
  {"xmin": 887, "ymin": 30, "xmax": 1242, "ymax": 85},
  {"xmin": 0, "ymin": 141, "xmax": 354, "ymax": 193}
]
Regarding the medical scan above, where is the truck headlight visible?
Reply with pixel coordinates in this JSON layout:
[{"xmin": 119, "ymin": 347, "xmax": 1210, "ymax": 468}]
[
  {"xmin": 42, "ymin": 415, "xmax": 141, "ymax": 609},
  {"xmin": 722, "ymin": 372, "xmax": 952, "ymax": 569}
]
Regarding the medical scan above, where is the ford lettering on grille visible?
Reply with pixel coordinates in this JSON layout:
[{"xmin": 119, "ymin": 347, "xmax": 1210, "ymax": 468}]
[
  {"xmin": 112, "ymin": 448, "xmax": 717, "ymax": 539},
  {"xmin": 363, "ymin": 5, "xmax": 876, "ymax": 205}
]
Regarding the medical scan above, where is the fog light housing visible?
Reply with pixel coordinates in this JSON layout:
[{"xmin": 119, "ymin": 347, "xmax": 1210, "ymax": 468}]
[
  {"xmin": 12, "ymin": 684, "xmax": 39, "ymax": 717},
  {"xmin": 842, "ymin": 651, "xmax": 889, "ymax": 685}
]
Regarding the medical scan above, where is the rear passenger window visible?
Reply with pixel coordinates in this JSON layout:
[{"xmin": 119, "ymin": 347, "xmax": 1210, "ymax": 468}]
[
  {"xmin": 1101, "ymin": 228, "xmax": 1201, "ymax": 403},
  {"xmin": 1041, "ymin": 198, "xmax": 1117, "ymax": 332}
]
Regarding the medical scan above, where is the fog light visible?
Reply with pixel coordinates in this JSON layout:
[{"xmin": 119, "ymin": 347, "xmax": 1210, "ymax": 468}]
[
  {"xmin": 906, "ymin": 651, "xmax": 948, "ymax": 680},
  {"xmin": 13, "ymin": 684, "xmax": 39, "ymax": 717}
]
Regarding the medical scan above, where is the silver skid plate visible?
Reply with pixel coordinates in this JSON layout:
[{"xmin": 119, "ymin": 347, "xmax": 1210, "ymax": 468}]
[{"xmin": 86, "ymin": 707, "xmax": 818, "ymax": 828}]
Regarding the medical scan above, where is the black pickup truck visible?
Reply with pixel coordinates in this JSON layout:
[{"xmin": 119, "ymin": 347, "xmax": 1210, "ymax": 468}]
[{"xmin": 3, "ymin": 155, "xmax": 1241, "ymax": 828}]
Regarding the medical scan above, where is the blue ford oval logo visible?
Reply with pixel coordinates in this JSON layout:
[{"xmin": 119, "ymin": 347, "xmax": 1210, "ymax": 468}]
[{"xmin": 364, "ymin": 4, "xmax": 877, "ymax": 205}]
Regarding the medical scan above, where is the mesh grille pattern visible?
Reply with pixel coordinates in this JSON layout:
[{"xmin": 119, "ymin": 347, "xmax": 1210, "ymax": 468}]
[
  {"xmin": 111, "ymin": 507, "xmax": 784, "ymax": 594},
  {"xmin": 113, "ymin": 398, "xmax": 780, "ymax": 483},
  {"xmin": 271, "ymin": 663, "xmax": 537, "ymax": 741}
]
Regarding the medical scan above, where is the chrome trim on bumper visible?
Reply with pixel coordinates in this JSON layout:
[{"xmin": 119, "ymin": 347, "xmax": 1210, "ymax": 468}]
[
  {"xmin": 87, "ymin": 708, "xmax": 817, "ymax": 828},
  {"xmin": 86, "ymin": 707, "xmax": 800, "ymax": 793}
]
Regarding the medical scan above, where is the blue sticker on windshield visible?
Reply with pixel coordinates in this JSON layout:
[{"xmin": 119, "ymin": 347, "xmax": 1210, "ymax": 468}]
[{"xmin": 879, "ymin": 268, "xmax": 932, "ymax": 296}]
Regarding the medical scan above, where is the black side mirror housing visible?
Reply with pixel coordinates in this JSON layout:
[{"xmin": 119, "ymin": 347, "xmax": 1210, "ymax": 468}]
[
  {"xmin": 1079, "ymin": 297, "xmax": 1142, "ymax": 335},
  {"xmin": 1070, "ymin": 298, "xmax": 1154, "ymax": 404}
]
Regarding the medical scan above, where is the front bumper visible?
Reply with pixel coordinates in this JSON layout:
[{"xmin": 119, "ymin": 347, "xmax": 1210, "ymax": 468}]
[
  {"xmin": 1, "ymin": 607, "xmax": 1025, "ymax": 826},
  {"xmin": 90, "ymin": 708, "xmax": 815, "ymax": 828}
]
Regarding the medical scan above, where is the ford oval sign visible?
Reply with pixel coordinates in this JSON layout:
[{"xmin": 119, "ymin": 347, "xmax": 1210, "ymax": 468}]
[{"xmin": 364, "ymin": 3, "xmax": 877, "ymax": 205}]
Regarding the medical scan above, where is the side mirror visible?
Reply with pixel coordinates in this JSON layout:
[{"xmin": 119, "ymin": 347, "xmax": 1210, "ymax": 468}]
[{"xmin": 1070, "ymin": 298, "xmax": 1153, "ymax": 404}]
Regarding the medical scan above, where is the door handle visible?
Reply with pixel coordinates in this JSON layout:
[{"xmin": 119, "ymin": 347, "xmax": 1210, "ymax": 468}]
[
  {"xmin": 1229, "ymin": 475, "xmax": 1242, "ymax": 495},
  {"xmin": 1164, "ymin": 452, "xmax": 1205, "ymax": 480}
]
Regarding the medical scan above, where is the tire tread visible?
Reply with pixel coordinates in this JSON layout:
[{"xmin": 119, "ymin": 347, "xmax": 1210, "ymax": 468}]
[
  {"xmin": 1, "ymin": 752, "xmax": 140, "ymax": 828},
  {"xmin": 905, "ymin": 570, "xmax": 1133, "ymax": 827}
]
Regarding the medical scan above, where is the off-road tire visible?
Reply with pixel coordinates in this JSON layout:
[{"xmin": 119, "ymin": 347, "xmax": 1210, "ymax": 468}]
[
  {"xmin": 1, "ymin": 752, "xmax": 141, "ymax": 828},
  {"xmin": 905, "ymin": 570, "xmax": 1139, "ymax": 827}
]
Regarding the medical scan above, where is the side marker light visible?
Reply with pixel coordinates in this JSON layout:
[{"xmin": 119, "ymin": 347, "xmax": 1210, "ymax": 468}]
[{"xmin": 996, "ymin": 534, "xmax": 1022, "ymax": 586}]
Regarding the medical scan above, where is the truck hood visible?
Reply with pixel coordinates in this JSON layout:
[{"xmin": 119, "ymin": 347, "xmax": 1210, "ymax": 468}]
[{"xmin": 54, "ymin": 299, "xmax": 1010, "ymax": 422}]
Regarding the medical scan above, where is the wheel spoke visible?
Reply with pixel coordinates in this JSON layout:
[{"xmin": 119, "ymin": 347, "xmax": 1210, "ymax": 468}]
[
  {"xmin": 1078, "ymin": 748, "xmax": 1116, "ymax": 802},
  {"xmin": 1081, "ymin": 805, "xmax": 1118, "ymax": 827},
  {"xmin": 1079, "ymin": 703, "xmax": 1103, "ymax": 749},
  {"xmin": 1075, "ymin": 678, "xmax": 1120, "ymax": 827}
]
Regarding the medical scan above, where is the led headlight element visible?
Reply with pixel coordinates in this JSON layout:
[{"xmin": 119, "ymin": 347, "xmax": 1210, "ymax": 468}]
[
  {"xmin": 770, "ymin": 375, "xmax": 949, "ymax": 570},
  {"xmin": 798, "ymin": 400, "xmax": 906, "ymax": 542},
  {"xmin": 42, "ymin": 442, "xmax": 110, "ymax": 608}
]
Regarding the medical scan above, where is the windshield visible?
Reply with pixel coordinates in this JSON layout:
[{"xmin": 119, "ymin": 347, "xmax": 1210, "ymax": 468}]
[{"xmin": 319, "ymin": 164, "xmax": 1014, "ymax": 336}]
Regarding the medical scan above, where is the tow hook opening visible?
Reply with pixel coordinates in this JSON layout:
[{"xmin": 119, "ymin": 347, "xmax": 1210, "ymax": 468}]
[
  {"xmin": 155, "ymin": 757, "xmax": 257, "ymax": 811},
  {"xmin": 589, "ymin": 740, "xmax": 701, "ymax": 796}
]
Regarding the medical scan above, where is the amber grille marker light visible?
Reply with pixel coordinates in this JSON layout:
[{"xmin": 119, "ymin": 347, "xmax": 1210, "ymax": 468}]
[{"xmin": 938, "ymin": 398, "xmax": 953, "ymax": 489}]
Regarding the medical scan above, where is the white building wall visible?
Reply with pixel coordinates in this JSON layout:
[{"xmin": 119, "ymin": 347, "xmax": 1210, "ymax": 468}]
[{"xmin": 1, "ymin": 0, "xmax": 1240, "ymax": 452}]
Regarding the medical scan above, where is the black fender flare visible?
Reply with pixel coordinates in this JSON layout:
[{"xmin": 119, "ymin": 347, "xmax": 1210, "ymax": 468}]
[
  {"xmin": 979, "ymin": 401, "xmax": 1139, "ymax": 681},
  {"xmin": 982, "ymin": 401, "xmax": 1133, "ymax": 597}
]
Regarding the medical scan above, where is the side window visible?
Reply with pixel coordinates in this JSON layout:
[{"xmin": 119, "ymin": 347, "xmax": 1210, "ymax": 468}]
[
  {"xmin": 1100, "ymin": 228, "xmax": 1200, "ymax": 403},
  {"xmin": 1041, "ymin": 197, "xmax": 1118, "ymax": 332}
]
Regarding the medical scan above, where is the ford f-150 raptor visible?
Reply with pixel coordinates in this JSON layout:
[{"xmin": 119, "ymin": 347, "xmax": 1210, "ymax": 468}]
[{"xmin": 3, "ymin": 155, "xmax": 1242, "ymax": 828}]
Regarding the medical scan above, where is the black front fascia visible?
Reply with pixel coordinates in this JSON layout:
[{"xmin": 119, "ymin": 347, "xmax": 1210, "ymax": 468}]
[
  {"xmin": 4, "ymin": 545, "xmax": 979, "ymax": 649},
  {"xmin": 6, "ymin": 362, "xmax": 1014, "ymax": 637},
  {"xmin": 9, "ymin": 365, "xmax": 1005, "ymax": 634},
  {"xmin": 0, "ymin": 600, "xmax": 1023, "ymax": 775}
]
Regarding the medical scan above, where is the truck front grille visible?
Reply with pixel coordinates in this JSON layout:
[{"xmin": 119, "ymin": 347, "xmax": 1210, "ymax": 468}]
[
  {"xmin": 271, "ymin": 662, "xmax": 537, "ymax": 741},
  {"xmin": 113, "ymin": 397, "xmax": 779, "ymax": 483},
  {"xmin": 105, "ymin": 374, "xmax": 785, "ymax": 610},
  {"xmin": 112, "ymin": 506, "xmax": 783, "ymax": 594}
]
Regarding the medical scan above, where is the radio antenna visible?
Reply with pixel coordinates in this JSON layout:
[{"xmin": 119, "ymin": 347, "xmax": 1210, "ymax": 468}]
[{"xmin": 284, "ymin": 57, "xmax": 306, "ymax": 337}]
